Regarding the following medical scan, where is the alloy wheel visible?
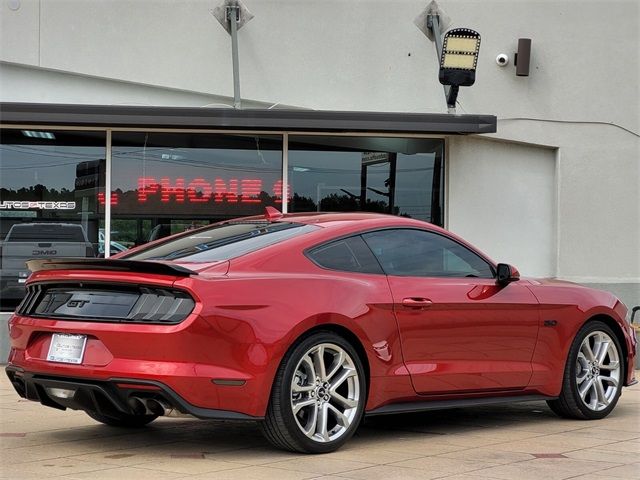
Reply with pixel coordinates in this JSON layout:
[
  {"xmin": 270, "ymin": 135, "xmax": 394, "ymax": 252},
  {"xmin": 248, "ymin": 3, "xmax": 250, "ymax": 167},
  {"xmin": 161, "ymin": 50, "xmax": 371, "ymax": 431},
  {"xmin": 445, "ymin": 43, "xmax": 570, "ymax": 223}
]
[
  {"xmin": 290, "ymin": 343, "xmax": 360, "ymax": 443},
  {"xmin": 575, "ymin": 330, "xmax": 621, "ymax": 412}
]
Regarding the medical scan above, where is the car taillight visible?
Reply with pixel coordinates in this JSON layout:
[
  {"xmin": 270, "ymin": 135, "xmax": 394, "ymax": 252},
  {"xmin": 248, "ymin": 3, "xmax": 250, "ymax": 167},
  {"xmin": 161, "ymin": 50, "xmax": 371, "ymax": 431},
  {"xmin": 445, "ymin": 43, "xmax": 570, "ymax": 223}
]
[
  {"xmin": 18, "ymin": 284, "xmax": 195, "ymax": 325},
  {"xmin": 125, "ymin": 288, "xmax": 195, "ymax": 324}
]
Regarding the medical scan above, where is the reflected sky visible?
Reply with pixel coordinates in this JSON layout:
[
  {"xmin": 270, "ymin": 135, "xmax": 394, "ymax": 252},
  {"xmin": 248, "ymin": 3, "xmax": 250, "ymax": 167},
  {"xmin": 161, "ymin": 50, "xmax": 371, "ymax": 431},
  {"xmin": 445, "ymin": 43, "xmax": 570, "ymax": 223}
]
[
  {"xmin": 289, "ymin": 150, "xmax": 439, "ymax": 221},
  {"xmin": 1, "ymin": 145, "xmax": 104, "ymax": 191}
]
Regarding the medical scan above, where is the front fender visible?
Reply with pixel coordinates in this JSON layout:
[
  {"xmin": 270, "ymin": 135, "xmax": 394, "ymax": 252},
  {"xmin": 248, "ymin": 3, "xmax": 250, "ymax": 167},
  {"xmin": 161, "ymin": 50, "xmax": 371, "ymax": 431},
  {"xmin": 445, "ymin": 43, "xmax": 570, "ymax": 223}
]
[{"xmin": 527, "ymin": 283, "xmax": 636, "ymax": 394}]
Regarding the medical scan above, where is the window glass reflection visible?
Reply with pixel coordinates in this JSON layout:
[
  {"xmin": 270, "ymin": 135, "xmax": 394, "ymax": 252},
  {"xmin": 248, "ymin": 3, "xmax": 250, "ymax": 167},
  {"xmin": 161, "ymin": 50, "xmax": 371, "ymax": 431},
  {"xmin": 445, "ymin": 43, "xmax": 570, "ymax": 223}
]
[
  {"xmin": 0, "ymin": 129, "xmax": 106, "ymax": 307},
  {"xmin": 288, "ymin": 136, "xmax": 444, "ymax": 224},
  {"xmin": 110, "ymin": 132, "xmax": 283, "ymax": 248}
]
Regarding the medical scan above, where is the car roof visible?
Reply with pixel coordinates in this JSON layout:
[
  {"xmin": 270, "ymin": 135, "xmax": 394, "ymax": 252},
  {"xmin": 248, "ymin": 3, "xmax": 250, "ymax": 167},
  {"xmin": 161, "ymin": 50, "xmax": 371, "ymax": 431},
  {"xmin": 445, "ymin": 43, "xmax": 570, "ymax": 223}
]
[
  {"xmin": 231, "ymin": 211, "xmax": 456, "ymax": 238},
  {"xmin": 240, "ymin": 211, "xmax": 428, "ymax": 226},
  {"xmin": 120, "ymin": 211, "xmax": 489, "ymax": 267},
  {"xmin": 273, "ymin": 212, "xmax": 452, "ymax": 235},
  {"xmin": 221, "ymin": 211, "xmax": 497, "ymax": 271},
  {"xmin": 280, "ymin": 212, "xmax": 396, "ymax": 223}
]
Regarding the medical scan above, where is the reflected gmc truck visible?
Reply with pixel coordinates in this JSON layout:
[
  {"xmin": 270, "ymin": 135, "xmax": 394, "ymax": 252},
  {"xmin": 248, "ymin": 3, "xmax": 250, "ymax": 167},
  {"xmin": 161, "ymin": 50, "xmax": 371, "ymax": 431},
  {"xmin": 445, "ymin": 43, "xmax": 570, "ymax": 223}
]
[{"xmin": 0, "ymin": 223, "xmax": 95, "ymax": 300}]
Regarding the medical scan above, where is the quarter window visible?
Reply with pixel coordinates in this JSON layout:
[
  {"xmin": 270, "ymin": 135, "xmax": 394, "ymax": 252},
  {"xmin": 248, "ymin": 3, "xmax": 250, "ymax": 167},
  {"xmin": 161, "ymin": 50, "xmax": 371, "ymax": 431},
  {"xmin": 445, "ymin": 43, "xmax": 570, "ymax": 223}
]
[
  {"xmin": 307, "ymin": 236, "xmax": 383, "ymax": 274},
  {"xmin": 362, "ymin": 229, "xmax": 494, "ymax": 278}
]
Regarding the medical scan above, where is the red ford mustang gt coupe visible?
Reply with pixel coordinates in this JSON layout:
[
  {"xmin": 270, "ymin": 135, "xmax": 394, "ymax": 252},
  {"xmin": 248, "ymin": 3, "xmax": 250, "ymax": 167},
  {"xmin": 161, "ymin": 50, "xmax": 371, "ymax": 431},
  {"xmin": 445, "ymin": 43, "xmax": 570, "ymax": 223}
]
[{"xmin": 5, "ymin": 210, "xmax": 637, "ymax": 453}]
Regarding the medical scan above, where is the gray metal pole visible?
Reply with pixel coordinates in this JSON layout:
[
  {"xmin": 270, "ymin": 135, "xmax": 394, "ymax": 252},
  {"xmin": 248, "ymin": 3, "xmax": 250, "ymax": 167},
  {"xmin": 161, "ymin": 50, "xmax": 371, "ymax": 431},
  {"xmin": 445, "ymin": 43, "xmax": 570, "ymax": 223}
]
[
  {"xmin": 428, "ymin": 15, "xmax": 455, "ymax": 113},
  {"xmin": 104, "ymin": 130, "xmax": 112, "ymax": 258},
  {"xmin": 430, "ymin": 15, "xmax": 443, "ymax": 60},
  {"xmin": 228, "ymin": 5, "xmax": 241, "ymax": 109}
]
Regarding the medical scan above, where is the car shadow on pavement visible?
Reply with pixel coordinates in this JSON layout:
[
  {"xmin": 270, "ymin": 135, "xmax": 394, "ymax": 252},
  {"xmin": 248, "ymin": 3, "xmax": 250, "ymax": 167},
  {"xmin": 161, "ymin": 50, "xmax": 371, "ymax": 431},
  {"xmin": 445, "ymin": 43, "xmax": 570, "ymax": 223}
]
[{"xmin": 37, "ymin": 399, "xmax": 617, "ymax": 453}]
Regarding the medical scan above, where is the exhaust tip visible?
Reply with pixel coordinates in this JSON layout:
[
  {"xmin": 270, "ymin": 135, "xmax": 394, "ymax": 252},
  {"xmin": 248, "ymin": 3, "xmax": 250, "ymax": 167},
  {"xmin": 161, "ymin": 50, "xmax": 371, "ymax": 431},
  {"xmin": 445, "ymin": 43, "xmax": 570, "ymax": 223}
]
[
  {"xmin": 45, "ymin": 387, "xmax": 76, "ymax": 399},
  {"xmin": 128, "ymin": 396, "xmax": 190, "ymax": 417},
  {"xmin": 145, "ymin": 398, "xmax": 169, "ymax": 416},
  {"xmin": 128, "ymin": 397, "xmax": 147, "ymax": 415}
]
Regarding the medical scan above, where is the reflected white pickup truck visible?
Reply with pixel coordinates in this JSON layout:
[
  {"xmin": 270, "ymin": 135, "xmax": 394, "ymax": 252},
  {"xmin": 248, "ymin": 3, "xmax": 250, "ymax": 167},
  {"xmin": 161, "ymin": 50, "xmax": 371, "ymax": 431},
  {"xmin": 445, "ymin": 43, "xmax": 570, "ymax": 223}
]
[{"xmin": 0, "ymin": 223, "xmax": 95, "ymax": 300}]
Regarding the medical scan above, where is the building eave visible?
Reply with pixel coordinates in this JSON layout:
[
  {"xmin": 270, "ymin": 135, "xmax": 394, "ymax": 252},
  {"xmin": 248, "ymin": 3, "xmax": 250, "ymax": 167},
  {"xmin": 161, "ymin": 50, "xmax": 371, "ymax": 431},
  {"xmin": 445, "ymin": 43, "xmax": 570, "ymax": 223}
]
[{"xmin": 0, "ymin": 103, "xmax": 497, "ymax": 135}]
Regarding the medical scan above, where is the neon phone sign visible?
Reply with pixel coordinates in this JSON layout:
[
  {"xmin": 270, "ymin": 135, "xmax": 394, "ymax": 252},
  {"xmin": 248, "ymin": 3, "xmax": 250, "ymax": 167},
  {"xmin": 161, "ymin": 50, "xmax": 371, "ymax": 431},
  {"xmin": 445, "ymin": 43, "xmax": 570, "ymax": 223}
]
[{"xmin": 98, "ymin": 177, "xmax": 291, "ymax": 206}]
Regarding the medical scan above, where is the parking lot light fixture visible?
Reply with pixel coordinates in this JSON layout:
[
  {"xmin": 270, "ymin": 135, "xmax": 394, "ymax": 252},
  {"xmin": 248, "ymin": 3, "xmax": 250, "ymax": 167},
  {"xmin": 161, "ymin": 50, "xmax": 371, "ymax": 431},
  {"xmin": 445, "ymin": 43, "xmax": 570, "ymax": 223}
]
[{"xmin": 439, "ymin": 28, "xmax": 481, "ymax": 110}]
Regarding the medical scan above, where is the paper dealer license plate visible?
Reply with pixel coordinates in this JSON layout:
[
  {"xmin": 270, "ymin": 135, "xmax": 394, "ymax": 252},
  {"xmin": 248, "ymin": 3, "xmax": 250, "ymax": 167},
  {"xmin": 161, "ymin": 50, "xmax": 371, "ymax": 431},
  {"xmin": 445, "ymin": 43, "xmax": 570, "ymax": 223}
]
[{"xmin": 47, "ymin": 334, "xmax": 87, "ymax": 364}]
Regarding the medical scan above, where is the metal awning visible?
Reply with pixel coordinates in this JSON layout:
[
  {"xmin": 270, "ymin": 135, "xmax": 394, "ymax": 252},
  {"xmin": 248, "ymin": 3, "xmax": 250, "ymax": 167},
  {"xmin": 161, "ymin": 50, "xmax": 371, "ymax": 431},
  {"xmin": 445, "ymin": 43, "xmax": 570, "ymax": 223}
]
[{"xmin": 0, "ymin": 102, "xmax": 496, "ymax": 134}]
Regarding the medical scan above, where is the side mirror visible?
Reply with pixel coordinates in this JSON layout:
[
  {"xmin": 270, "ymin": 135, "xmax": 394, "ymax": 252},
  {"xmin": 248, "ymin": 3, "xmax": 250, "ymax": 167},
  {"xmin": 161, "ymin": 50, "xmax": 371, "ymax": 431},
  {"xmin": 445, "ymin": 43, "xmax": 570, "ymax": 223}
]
[{"xmin": 496, "ymin": 263, "xmax": 520, "ymax": 285}]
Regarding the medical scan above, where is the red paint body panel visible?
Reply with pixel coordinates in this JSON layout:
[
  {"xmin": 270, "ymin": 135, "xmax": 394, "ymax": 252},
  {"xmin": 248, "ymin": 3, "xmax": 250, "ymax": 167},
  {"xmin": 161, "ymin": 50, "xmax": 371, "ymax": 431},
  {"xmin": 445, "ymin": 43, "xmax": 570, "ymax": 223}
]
[
  {"xmin": 524, "ymin": 278, "xmax": 636, "ymax": 392},
  {"xmin": 6, "ymin": 213, "xmax": 636, "ymax": 418},
  {"xmin": 388, "ymin": 277, "xmax": 539, "ymax": 394}
]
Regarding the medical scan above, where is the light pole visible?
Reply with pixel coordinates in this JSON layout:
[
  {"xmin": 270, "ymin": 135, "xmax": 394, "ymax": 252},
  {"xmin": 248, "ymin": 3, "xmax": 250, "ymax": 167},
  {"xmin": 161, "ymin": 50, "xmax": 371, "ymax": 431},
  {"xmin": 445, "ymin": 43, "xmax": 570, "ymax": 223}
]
[{"xmin": 211, "ymin": 0, "xmax": 254, "ymax": 109}]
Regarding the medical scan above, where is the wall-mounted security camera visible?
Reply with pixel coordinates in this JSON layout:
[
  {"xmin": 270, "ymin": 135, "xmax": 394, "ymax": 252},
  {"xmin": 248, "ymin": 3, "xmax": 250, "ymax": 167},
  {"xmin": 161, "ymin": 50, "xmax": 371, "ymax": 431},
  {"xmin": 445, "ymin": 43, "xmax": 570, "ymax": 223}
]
[{"xmin": 496, "ymin": 54, "xmax": 509, "ymax": 66}]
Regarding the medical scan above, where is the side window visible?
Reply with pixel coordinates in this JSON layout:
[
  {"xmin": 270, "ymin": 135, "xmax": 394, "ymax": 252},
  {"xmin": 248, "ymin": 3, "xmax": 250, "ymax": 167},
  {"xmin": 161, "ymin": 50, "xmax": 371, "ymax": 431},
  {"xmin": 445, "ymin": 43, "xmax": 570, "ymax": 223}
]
[
  {"xmin": 362, "ymin": 229, "xmax": 494, "ymax": 278},
  {"xmin": 307, "ymin": 236, "xmax": 383, "ymax": 274}
]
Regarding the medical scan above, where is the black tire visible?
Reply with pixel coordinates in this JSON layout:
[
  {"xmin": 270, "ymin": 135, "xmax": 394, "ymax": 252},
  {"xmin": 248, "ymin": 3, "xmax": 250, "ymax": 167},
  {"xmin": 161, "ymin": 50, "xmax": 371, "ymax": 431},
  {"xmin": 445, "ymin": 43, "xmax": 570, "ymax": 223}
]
[
  {"xmin": 260, "ymin": 331, "xmax": 367, "ymax": 453},
  {"xmin": 547, "ymin": 320, "xmax": 623, "ymax": 420},
  {"xmin": 86, "ymin": 410, "xmax": 158, "ymax": 428}
]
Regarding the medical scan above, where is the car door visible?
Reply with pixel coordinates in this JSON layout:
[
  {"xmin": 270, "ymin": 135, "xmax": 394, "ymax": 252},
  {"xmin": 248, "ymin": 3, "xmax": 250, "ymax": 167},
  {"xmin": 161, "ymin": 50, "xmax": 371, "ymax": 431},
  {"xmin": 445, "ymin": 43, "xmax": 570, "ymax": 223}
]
[{"xmin": 362, "ymin": 228, "xmax": 540, "ymax": 396}]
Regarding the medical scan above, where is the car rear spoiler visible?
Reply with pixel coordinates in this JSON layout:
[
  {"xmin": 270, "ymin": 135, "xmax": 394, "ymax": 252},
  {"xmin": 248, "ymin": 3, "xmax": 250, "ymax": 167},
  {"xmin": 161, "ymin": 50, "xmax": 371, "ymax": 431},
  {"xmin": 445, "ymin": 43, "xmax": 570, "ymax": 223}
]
[{"xmin": 26, "ymin": 258, "xmax": 197, "ymax": 277}]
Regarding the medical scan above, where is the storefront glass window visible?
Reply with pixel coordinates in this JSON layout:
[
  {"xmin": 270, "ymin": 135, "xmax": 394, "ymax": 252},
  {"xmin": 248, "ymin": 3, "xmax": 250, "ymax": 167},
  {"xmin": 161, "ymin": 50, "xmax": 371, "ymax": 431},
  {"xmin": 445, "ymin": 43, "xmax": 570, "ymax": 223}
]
[
  {"xmin": 0, "ymin": 129, "xmax": 106, "ymax": 307},
  {"xmin": 0, "ymin": 129, "xmax": 444, "ymax": 307},
  {"xmin": 110, "ymin": 132, "xmax": 283, "ymax": 249},
  {"xmin": 288, "ymin": 136, "xmax": 444, "ymax": 225}
]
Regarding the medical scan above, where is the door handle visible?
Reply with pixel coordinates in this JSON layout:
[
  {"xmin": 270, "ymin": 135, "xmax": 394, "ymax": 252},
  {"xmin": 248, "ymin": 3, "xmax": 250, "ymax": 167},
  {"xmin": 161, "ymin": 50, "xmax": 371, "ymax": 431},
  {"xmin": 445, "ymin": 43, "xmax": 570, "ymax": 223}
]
[{"xmin": 401, "ymin": 297, "xmax": 433, "ymax": 308}]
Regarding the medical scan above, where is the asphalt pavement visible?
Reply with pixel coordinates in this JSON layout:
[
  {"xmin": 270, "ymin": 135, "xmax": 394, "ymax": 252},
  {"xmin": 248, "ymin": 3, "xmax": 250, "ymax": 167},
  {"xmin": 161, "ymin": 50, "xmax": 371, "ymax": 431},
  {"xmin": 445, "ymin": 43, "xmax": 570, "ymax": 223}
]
[{"xmin": 1, "ymin": 372, "xmax": 638, "ymax": 480}]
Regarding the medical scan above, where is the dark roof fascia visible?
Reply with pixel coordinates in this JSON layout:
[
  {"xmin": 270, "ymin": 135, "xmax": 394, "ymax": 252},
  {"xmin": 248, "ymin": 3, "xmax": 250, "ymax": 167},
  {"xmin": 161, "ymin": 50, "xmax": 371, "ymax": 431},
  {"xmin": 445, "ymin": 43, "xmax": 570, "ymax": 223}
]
[{"xmin": 0, "ymin": 102, "xmax": 496, "ymax": 134}]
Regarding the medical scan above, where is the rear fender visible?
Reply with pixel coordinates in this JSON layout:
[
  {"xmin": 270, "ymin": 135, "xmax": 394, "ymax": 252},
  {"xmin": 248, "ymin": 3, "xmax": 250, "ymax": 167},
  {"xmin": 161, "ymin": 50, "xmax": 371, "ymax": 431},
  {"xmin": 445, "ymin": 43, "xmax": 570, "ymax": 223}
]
[{"xmin": 263, "ymin": 313, "xmax": 413, "ymax": 413}]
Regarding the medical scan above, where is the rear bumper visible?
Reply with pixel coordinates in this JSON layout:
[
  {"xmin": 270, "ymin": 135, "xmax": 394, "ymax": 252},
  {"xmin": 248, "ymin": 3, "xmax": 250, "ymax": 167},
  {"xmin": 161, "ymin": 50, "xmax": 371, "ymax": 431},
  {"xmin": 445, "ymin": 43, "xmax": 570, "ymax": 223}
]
[
  {"xmin": 7, "ymin": 309, "xmax": 275, "ymax": 417},
  {"xmin": 5, "ymin": 366, "xmax": 260, "ymax": 421}
]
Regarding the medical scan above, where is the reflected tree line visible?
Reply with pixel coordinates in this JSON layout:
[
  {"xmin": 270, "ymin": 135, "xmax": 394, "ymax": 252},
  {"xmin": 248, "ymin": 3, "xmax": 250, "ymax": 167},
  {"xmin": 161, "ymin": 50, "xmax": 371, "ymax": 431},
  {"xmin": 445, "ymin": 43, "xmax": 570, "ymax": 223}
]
[
  {"xmin": 0, "ymin": 186, "xmax": 75, "ymax": 201},
  {"xmin": 1, "ymin": 186, "xmax": 399, "ymax": 216}
]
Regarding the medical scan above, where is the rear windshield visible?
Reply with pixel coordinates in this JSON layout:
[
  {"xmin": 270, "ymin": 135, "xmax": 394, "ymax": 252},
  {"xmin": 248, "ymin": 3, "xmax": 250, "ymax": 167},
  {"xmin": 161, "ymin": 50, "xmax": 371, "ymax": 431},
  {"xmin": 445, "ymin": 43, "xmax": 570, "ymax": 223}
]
[
  {"xmin": 7, "ymin": 224, "xmax": 86, "ymax": 242},
  {"xmin": 122, "ymin": 222, "xmax": 319, "ymax": 262}
]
